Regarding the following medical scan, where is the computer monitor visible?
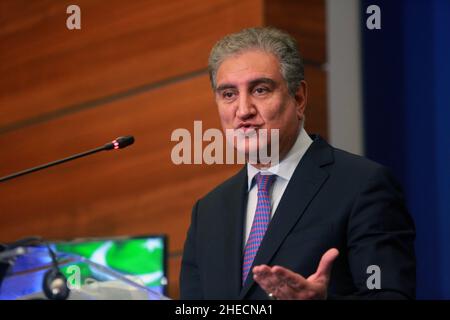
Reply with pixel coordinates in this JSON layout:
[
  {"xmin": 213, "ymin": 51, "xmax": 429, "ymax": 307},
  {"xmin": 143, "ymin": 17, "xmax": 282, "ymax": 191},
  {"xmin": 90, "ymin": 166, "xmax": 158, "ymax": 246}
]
[
  {"xmin": 52, "ymin": 235, "xmax": 168, "ymax": 296},
  {"xmin": 0, "ymin": 235, "xmax": 168, "ymax": 300}
]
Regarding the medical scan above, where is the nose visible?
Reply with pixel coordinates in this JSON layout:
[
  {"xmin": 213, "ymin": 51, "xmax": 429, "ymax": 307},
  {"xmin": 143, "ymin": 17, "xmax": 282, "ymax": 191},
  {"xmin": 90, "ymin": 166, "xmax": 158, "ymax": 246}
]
[{"xmin": 236, "ymin": 92, "xmax": 256, "ymax": 120}]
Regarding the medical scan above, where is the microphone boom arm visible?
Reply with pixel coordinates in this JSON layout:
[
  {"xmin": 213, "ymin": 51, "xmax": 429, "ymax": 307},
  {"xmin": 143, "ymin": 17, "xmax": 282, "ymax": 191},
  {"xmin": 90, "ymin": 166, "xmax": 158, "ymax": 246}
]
[{"xmin": 0, "ymin": 136, "xmax": 134, "ymax": 183}]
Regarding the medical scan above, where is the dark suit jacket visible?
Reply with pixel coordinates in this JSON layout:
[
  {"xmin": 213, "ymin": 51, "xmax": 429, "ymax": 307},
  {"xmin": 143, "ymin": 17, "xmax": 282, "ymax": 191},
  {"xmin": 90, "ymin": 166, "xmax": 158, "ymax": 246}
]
[{"xmin": 180, "ymin": 135, "xmax": 416, "ymax": 299}]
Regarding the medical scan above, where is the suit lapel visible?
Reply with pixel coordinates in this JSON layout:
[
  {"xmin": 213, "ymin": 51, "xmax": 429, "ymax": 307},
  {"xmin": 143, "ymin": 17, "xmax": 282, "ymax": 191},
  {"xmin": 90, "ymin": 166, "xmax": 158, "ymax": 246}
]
[
  {"xmin": 239, "ymin": 136, "xmax": 333, "ymax": 299},
  {"xmin": 221, "ymin": 167, "xmax": 248, "ymax": 299}
]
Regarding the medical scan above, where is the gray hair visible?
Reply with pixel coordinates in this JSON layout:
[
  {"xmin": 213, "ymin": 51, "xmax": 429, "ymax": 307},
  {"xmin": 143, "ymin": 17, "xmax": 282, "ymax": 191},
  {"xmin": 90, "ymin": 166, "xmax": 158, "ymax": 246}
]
[{"xmin": 208, "ymin": 27, "xmax": 304, "ymax": 96}]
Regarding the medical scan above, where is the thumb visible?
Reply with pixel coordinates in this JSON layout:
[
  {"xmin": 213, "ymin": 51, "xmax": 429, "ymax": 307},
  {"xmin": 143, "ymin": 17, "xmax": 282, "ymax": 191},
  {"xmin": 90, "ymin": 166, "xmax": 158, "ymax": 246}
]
[{"xmin": 315, "ymin": 248, "xmax": 339, "ymax": 279}]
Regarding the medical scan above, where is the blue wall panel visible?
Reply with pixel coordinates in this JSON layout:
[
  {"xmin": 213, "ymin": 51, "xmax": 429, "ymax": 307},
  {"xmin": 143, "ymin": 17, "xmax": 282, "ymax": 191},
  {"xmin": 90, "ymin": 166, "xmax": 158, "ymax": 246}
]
[{"xmin": 362, "ymin": 0, "xmax": 450, "ymax": 299}]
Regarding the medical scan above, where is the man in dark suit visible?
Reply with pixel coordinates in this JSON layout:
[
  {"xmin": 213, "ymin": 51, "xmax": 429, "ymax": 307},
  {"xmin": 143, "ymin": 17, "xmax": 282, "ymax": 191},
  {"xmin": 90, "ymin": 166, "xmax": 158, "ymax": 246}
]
[{"xmin": 180, "ymin": 27, "xmax": 415, "ymax": 300}]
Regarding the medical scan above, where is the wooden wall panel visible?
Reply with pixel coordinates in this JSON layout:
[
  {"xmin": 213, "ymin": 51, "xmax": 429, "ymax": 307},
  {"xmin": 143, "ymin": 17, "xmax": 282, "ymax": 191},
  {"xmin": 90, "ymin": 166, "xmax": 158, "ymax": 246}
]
[
  {"xmin": 266, "ymin": 0, "xmax": 328, "ymax": 138},
  {"xmin": 168, "ymin": 255, "xmax": 182, "ymax": 299},
  {"xmin": 0, "ymin": 74, "xmax": 241, "ymax": 253},
  {"xmin": 0, "ymin": 65, "xmax": 326, "ymax": 181},
  {"xmin": 304, "ymin": 65, "xmax": 327, "ymax": 138},
  {"xmin": 0, "ymin": 0, "xmax": 263, "ymax": 130},
  {"xmin": 265, "ymin": 0, "xmax": 326, "ymax": 64}
]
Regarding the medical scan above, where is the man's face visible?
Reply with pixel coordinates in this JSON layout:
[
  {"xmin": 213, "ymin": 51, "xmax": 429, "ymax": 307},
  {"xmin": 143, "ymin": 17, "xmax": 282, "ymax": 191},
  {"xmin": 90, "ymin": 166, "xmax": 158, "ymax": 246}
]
[{"xmin": 214, "ymin": 49, "xmax": 307, "ymax": 164}]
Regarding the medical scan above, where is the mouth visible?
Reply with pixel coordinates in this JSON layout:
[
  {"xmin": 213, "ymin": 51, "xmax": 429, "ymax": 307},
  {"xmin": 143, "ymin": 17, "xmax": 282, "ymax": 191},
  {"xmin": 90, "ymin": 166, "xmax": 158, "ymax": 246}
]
[{"xmin": 236, "ymin": 123, "xmax": 261, "ymax": 133}]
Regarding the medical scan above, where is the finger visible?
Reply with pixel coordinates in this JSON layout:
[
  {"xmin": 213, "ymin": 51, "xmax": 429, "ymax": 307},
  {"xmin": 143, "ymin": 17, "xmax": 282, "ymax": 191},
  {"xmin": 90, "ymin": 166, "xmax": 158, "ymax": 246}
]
[
  {"xmin": 271, "ymin": 265, "xmax": 307, "ymax": 290},
  {"xmin": 253, "ymin": 265, "xmax": 273, "ymax": 284},
  {"xmin": 253, "ymin": 265, "xmax": 279, "ymax": 294},
  {"xmin": 255, "ymin": 274, "xmax": 278, "ymax": 294},
  {"xmin": 315, "ymin": 248, "xmax": 339, "ymax": 279},
  {"xmin": 273, "ymin": 282, "xmax": 300, "ymax": 300},
  {"xmin": 253, "ymin": 264, "xmax": 271, "ymax": 277}
]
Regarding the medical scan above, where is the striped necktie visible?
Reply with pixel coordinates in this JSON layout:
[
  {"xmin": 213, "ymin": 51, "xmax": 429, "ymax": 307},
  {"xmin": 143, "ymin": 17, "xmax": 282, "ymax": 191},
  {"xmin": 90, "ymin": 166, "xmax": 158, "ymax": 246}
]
[{"xmin": 242, "ymin": 173, "xmax": 276, "ymax": 284}]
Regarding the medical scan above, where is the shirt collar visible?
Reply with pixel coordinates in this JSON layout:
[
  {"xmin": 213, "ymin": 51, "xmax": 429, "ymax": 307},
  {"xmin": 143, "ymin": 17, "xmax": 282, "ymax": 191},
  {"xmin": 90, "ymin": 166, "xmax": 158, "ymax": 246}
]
[{"xmin": 247, "ymin": 127, "xmax": 313, "ymax": 191}]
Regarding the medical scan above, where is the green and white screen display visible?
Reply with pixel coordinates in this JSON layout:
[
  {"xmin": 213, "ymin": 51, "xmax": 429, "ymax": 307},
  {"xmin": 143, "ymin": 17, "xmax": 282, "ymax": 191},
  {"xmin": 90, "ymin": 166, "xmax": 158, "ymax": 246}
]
[{"xmin": 53, "ymin": 236, "xmax": 167, "ymax": 294}]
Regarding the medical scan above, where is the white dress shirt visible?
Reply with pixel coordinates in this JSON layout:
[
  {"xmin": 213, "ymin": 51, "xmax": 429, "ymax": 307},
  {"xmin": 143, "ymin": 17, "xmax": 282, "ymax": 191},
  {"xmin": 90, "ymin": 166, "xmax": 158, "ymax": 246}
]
[{"xmin": 244, "ymin": 127, "xmax": 313, "ymax": 247}]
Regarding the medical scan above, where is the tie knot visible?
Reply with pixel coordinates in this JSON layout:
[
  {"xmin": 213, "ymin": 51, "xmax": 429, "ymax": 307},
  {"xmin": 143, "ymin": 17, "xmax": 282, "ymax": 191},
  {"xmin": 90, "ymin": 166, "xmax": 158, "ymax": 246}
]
[{"xmin": 255, "ymin": 173, "xmax": 276, "ymax": 192}]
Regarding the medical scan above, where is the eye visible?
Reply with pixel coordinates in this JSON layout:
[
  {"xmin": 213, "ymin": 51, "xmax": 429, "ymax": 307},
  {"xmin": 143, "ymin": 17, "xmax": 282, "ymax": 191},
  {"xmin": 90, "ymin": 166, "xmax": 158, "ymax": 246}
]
[
  {"xmin": 222, "ymin": 90, "xmax": 237, "ymax": 100},
  {"xmin": 253, "ymin": 86, "xmax": 270, "ymax": 96}
]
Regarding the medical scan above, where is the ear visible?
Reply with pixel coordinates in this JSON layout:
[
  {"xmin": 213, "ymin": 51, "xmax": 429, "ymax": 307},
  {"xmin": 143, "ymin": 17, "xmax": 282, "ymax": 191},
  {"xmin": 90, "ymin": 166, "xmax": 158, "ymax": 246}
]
[{"xmin": 294, "ymin": 80, "xmax": 307, "ymax": 120}]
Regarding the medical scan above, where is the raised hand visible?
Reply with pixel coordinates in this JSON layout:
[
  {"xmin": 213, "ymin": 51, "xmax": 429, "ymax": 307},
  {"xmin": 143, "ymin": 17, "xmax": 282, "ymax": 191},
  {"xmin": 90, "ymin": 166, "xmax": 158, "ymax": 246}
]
[{"xmin": 253, "ymin": 248, "xmax": 339, "ymax": 300}]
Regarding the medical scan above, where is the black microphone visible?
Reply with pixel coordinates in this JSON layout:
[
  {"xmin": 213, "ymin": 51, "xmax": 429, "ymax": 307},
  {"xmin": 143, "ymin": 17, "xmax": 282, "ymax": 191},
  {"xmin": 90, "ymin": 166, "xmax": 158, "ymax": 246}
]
[
  {"xmin": 0, "ymin": 136, "xmax": 135, "ymax": 183},
  {"xmin": 42, "ymin": 242, "xmax": 70, "ymax": 300},
  {"xmin": 103, "ymin": 135, "xmax": 135, "ymax": 150},
  {"xmin": 0, "ymin": 237, "xmax": 70, "ymax": 300}
]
